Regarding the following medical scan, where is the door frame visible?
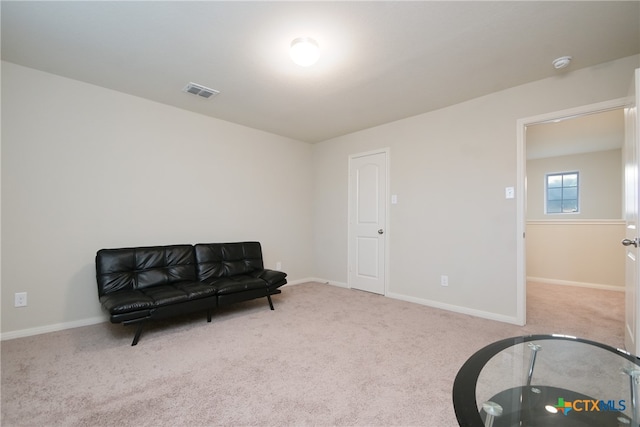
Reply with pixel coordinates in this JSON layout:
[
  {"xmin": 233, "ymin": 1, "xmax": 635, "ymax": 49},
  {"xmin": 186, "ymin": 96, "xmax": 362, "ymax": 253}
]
[
  {"xmin": 347, "ymin": 148, "xmax": 390, "ymax": 295},
  {"xmin": 516, "ymin": 97, "xmax": 631, "ymax": 326}
]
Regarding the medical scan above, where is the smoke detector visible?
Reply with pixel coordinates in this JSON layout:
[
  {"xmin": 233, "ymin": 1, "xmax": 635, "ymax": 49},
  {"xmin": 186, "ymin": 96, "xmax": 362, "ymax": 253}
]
[
  {"xmin": 552, "ymin": 56, "xmax": 572, "ymax": 70},
  {"xmin": 183, "ymin": 82, "xmax": 219, "ymax": 99}
]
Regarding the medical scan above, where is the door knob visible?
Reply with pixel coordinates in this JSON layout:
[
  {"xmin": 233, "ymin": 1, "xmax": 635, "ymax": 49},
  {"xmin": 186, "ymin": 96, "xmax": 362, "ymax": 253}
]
[
  {"xmin": 622, "ymin": 238, "xmax": 638, "ymax": 247},
  {"xmin": 378, "ymin": 229, "xmax": 384, "ymax": 235}
]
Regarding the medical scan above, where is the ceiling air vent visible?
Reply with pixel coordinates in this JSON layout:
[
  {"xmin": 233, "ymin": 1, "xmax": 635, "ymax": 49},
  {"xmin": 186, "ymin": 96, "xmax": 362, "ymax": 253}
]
[{"xmin": 182, "ymin": 82, "xmax": 219, "ymax": 99}]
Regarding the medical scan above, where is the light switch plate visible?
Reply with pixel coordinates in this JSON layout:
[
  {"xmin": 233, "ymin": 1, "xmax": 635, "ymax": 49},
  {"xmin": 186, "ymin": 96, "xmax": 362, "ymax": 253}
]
[{"xmin": 505, "ymin": 187, "xmax": 515, "ymax": 199}]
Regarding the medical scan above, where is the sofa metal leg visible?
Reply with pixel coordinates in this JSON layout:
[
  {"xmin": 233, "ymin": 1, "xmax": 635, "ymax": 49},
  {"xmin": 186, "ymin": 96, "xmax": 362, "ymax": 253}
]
[
  {"xmin": 207, "ymin": 309, "xmax": 212, "ymax": 322},
  {"xmin": 267, "ymin": 294, "xmax": 274, "ymax": 310},
  {"xmin": 131, "ymin": 322, "xmax": 145, "ymax": 346}
]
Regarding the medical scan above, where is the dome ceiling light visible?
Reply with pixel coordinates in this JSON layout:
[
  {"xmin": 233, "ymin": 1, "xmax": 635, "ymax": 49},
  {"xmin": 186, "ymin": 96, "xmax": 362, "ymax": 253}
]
[
  {"xmin": 290, "ymin": 37, "xmax": 320, "ymax": 67},
  {"xmin": 552, "ymin": 56, "xmax": 572, "ymax": 69}
]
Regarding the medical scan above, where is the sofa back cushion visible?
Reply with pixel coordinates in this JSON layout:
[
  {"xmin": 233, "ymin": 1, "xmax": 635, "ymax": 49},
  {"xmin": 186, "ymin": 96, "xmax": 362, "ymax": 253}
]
[
  {"xmin": 194, "ymin": 242, "xmax": 264, "ymax": 282},
  {"xmin": 96, "ymin": 245, "xmax": 196, "ymax": 297}
]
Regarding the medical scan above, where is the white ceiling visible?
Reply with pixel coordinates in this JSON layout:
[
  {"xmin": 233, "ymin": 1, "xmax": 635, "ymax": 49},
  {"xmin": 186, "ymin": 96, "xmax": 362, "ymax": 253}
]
[
  {"xmin": 526, "ymin": 108, "xmax": 625, "ymax": 160},
  {"xmin": 2, "ymin": 1, "xmax": 639, "ymax": 143}
]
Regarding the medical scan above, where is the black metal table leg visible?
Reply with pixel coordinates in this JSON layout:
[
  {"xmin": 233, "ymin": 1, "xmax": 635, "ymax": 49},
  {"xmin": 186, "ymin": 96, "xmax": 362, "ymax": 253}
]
[{"xmin": 131, "ymin": 322, "xmax": 145, "ymax": 346}]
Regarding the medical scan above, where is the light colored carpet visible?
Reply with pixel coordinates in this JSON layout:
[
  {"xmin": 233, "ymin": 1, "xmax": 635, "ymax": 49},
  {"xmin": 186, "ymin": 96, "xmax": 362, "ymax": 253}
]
[{"xmin": 0, "ymin": 281, "xmax": 624, "ymax": 426}]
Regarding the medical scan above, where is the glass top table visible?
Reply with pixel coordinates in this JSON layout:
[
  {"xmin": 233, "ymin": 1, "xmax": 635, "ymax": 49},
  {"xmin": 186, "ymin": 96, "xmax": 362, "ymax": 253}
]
[{"xmin": 452, "ymin": 335, "xmax": 640, "ymax": 426}]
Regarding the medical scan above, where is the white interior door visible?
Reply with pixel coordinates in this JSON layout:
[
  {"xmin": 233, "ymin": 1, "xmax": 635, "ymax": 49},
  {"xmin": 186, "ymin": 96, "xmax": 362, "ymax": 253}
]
[
  {"xmin": 348, "ymin": 150, "xmax": 388, "ymax": 295},
  {"xmin": 624, "ymin": 68, "xmax": 640, "ymax": 355}
]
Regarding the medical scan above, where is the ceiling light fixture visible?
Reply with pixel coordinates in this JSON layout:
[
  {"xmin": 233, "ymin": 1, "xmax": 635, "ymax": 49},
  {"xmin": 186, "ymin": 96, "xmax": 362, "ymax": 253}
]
[
  {"xmin": 290, "ymin": 37, "xmax": 320, "ymax": 67},
  {"xmin": 552, "ymin": 56, "xmax": 572, "ymax": 70}
]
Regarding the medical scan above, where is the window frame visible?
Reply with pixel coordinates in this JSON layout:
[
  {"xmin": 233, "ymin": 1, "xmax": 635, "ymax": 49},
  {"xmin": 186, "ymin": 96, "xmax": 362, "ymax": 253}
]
[{"xmin": 544, "ymin": 171, "xmax": 580, "ymax": 215}]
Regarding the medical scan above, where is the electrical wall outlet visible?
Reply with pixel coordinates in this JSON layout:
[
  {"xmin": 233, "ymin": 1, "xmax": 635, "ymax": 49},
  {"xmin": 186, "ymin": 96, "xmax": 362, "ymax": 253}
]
[
  {"xmin": 276, "ymin": 261, "xmax": 282, "ymax": 270},
  {"xmin": 440, "ymin": 275, "xmax": 449, "ymax": 287},
  {"xmin": 14, "ymin": 292, "xmax": 27, "ymax": 307}
]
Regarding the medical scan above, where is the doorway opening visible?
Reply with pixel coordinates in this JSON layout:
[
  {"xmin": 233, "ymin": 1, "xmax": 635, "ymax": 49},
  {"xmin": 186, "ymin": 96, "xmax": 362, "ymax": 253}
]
[{"xmin": 516, "ymin": 98, "xmax": 630, "ymax": 326}]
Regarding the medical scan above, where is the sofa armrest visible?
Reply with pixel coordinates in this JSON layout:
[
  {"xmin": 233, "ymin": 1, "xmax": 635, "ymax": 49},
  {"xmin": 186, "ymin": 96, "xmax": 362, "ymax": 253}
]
[{"xmin": 252, "ymin": 269, "xmax": 287, "ymax": 287}]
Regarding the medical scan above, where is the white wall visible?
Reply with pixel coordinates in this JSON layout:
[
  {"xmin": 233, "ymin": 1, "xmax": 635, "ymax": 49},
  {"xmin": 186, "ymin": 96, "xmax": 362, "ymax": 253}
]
[
  {"xmin": 3, "ymin": 55, "xmax": 639, "ymax": 337},
  {"xmin": 312, "ymin": 55, "xmax": 640, "ymax": 322},
  {"xmin": 527, "ymin": 149, "xmax": 622, "ymax": 220},
  {"xmin": 1, "ymin": 61, "xmax": 313, "ymax": 336},
  {"xmin": 526, "ymin": 150, "xmax": 624, "ymax": 288},
  {"xmin": 526, "ymin": 220, "xmax": 625, "ymax": 289}
]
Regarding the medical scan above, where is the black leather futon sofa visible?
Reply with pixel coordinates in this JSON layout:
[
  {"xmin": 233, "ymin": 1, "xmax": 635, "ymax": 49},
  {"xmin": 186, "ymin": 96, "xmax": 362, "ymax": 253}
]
[{"xmin": 95, "ymin": 241, "xmax": 287, "ymax": 345}]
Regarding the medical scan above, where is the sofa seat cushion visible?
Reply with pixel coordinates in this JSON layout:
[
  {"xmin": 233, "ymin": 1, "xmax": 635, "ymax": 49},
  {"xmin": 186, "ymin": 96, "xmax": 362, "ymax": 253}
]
[
  {"xmin": 100, "ymin": 281, "xmax": 216, "ymax": 315},
  {"xmin": 174, "ymin": 281, "xmax": 218, "ymax": 299},
  {"xmin": 208, "ymin": 276, "xmax": 267, "ymax": 295},
  {"xmin": 143, "ymin": 285, "xmax": 192, "ymax": 306}
]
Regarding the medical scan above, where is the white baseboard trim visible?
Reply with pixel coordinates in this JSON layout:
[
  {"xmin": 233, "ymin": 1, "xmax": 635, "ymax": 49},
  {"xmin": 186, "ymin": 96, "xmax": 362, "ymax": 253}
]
[
  {"xmin": 3, "ymin": 277, "xmax": 532, "ymax": 341},
  {"xmin": 284, "ymin": 277, "xmax": 348, "ymax": 288},
  {"xmin": 282, "ymin": 277, "xmax": 314, "ymax": 286},
  {"xmin": 1, "ymin": 315, "xmax": 108, "ymax": 342},
  {"xmin": 386, "ymin": 291, "xmax": 522, "ymax": 325},
  {"xmin": 1, "ymin": 279, "xmax": 332, "ymax": 341},
  {"xmin": 326, "ymin": 280, "xmax": 348, "ymax": 288},
  {"xmin": 527, "ymin": 276, "xmax": 624, "ymax": 292},
  {"xmin": 305, "ymin": 278, "xmax": 521, "ymax": 325}
]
